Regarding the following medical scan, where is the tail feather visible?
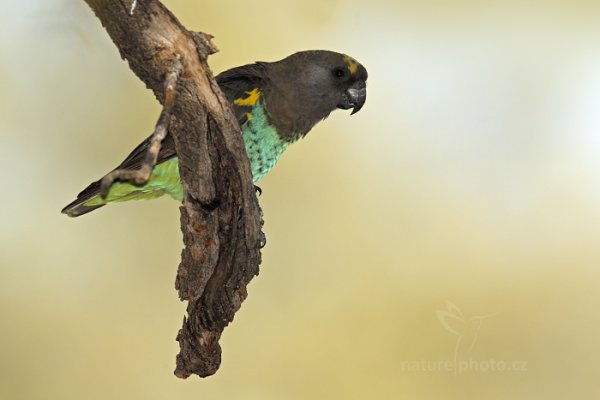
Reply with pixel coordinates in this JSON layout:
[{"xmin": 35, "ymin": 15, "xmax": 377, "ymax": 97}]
[
  {"xmin": 62, "ymin": 157, "xmax": 183, "ymax": 217},
  {"xmin": 61, "ymin": 180, "xmax": 104, "ymax": 217}
]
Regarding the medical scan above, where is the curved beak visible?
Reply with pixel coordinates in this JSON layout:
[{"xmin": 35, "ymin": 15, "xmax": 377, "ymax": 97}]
[
  {"xmin": 337, "ymin": 81, "xmax": 367, "ymax": 114},
  {"xmin": 347, "ymin": 81, "xmax": 367, "ymax": 115}
]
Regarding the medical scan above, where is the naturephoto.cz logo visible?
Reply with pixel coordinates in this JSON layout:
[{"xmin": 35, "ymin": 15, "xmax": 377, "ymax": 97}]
[{"xmin": 400, "ymin": 301, "xmax": 528, "ymax": 375}]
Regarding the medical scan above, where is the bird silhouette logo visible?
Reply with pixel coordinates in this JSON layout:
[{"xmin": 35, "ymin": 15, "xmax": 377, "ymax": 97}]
[{"xmin": 436, "ymin": 301, "xmax": 498, "ymax": 369}]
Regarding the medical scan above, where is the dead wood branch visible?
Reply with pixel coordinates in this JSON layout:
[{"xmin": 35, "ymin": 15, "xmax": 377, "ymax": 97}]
[{"xmin": 83, "ymin": 0, "xmax": 263, "ymax": 378}]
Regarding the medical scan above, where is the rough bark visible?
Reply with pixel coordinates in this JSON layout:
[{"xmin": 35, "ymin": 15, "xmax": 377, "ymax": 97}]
[{"xmin": 83, "ymin": 0, "xmax": 263, "ymax": 378}]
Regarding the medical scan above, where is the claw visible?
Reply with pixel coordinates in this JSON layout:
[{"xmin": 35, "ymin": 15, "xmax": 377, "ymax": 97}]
[{"xmin": 259, "ymin": 231, "xmax": 267, "ymax": 248}]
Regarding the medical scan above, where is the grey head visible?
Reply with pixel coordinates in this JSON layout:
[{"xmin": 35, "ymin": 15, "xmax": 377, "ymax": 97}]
[{"xmin": 260, "ymin": 50, "xmax": 368, "ymax": 140}]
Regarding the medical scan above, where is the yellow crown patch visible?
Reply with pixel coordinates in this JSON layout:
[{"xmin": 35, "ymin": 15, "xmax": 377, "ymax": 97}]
[{"xmin": 343, "ymin": 55, "xmax": 359, "ymax": 75}]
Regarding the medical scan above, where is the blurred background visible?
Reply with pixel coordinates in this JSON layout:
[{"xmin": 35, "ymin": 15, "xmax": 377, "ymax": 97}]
[{"xmin": 2, "ymin": 0, "xmax": 600, "ymax": 398}]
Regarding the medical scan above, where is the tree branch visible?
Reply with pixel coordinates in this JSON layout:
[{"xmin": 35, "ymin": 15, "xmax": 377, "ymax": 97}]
[{"xmin": 83, "ymin": 0, "xmax": 264, "ymax": 378}]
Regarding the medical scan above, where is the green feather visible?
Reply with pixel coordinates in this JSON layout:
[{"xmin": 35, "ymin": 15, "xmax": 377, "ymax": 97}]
[{"xmin": 84, "ymin": 157, "xmax": 183, "ymax": 206}]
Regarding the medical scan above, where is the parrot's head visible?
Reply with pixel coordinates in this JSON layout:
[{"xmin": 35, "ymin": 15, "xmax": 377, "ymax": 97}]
[{"xmin": 265, "ymin": 50, "xmax": 368, "ymax": 137}]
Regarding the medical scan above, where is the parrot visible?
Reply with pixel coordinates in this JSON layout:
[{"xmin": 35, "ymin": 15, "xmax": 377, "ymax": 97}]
[{"xmin": 62, "ymin": 50, "xmax": 368, "ymax": 217}]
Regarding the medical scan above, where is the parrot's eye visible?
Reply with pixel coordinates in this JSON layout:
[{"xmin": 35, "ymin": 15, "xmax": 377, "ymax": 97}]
[{"xmin": 333, "ymin": 67, "xmax": 346, "ymax": 79}]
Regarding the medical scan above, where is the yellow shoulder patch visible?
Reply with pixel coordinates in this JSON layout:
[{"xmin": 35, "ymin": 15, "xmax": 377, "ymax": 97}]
[
  {"xmin": 234, "ymin": 88, "xmax": 261, "ymax": 107},
  {"xmin": 343, "ymin": 55, "xmax": 359, "ymax": 75}
]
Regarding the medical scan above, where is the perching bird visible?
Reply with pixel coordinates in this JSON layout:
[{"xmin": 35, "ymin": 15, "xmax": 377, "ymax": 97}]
[{"xmin": 62, "ymin": 50, "xmax": 367, "ymax": 217}]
